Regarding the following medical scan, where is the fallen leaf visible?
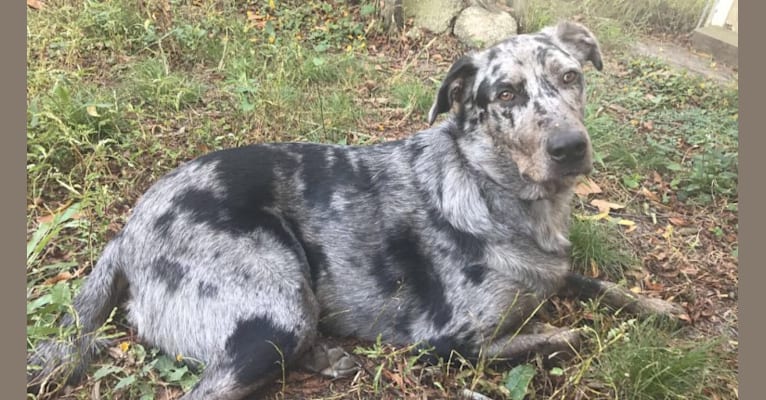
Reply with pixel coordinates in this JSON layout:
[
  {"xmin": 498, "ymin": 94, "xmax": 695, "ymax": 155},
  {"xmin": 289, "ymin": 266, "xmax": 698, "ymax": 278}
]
[
  {"xmin": 580, "ymin": 210, "xmax": 610, "ymax": 221},
  {"xmin": 44, "ymin": 271, "xmax": 73, "ymax": 285},
  {"xmin": 86, "ymin": 105, "xmax": 100, "ymax": 117},
  {"xmin": 574, "ymin": 177, "xmax": 602, "ymax": 196},
  {"xmin": 639, "ymin": 186, "xmax": 660, "ymax": 202},
  {"xmin": 616, "ymin": 218, "xmax": 635, "ymax": 227},
  {"xmin": 629, "ymin": 286, "xmax": 642, "ymax": 294},
  {"xmin": 668, "ymin": 217, "xmax": 687, "ymax": 226},
  {"xmin": 27, "ymin": 0, "xmax": 43, "ymax": 10},
  {"xmin": 590, "ymin": 199, "xmax": 625, "ymax": 214}
]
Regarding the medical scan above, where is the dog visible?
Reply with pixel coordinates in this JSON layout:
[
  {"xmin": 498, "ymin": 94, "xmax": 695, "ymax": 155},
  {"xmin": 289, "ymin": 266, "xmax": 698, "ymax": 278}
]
[{"xmin": 28, "ymin": 22, "xmax": 684, "ymax": 399}]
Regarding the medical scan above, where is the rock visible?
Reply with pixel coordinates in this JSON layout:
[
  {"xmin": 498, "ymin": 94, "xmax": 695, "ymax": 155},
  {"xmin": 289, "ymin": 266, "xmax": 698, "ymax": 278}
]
[
  {"xmin": 453, "ymin": 5, "xmax": 518, "ymax": 48},
  {"xmin": 406, "ymin": 26, "xmax": 424, "ymax": 41},
  {"xmin": 403, "ymin": 0, "xmax": 465, "ymax": 34}
]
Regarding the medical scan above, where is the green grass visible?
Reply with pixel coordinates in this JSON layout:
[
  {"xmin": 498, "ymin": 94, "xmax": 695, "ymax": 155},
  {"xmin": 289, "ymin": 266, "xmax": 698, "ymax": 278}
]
[
  {"xmin": 584, "ymin": 318, "xmax": 727, "ymax": 400},
  {"xmin": 585, "ymin": 58, "xmax": 738, "ymax": 205},
  {"xmin": 518, "ymin": 0, "xmax": 707, "ymax": 50},
  {"xmin": 26, "ymin": 0, "xmax": 737, "ymax": 399},
  {"xmin": 569, "ymin": 218, "xmax": 638, "ymax": 281}
]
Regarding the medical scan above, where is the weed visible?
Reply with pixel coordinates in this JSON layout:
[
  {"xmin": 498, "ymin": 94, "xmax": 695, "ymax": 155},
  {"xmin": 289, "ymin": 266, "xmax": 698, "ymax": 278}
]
[
  {"xmin": 587, "ymin": 318, "xmax": 724, "ymax": 399},
  {"xmin": 390, "ymin": 79, "xmax": 435, "ymax": 116},
  {"xmin": 569, "ymin": 218, "xmax": 637, "ymax": 281}
]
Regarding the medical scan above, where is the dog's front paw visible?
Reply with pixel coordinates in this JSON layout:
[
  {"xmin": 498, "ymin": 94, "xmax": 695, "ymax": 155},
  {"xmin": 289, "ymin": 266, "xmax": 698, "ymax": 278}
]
[
  {"xmin": 301, "ymin": 344, "xmax": 359, "ymax": 378},
  {"xmin": 632, "ymin": 296, "xmax": 690, "ymax": 323}
]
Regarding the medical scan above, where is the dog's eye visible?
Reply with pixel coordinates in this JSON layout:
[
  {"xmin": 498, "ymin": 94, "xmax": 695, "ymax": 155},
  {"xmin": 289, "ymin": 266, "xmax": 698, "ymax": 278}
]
[
  {"xmin": 498, "ymin": 90, "xmax": 515, "ymax": 101},
  {"xmin": 562, "ymin": 71, "xmax": 578, "ymax": 84}
]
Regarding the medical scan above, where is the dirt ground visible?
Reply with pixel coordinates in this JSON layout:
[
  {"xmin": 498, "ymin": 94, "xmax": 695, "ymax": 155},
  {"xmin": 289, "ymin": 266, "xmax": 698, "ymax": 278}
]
[{"xmin": 630, "ymin": 36, "xmax": 738, "ymax": 86}]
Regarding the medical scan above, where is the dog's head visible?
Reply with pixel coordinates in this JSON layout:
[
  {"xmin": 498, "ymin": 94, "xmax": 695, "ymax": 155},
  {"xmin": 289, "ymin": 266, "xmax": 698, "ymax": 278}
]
[{"xmin": 429, "ymin": 22, "xmax": 602, "ymax": 199}]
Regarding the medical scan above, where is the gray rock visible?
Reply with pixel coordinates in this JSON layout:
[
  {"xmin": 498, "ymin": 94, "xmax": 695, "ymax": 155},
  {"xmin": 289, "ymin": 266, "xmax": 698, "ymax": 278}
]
[
  {"xmin": 403, "ymin": 0, "xmax": 466, "ymax": 34},
  {"xmin": 453, "ymin": 5, "xmax": 518, "ymax": 48}
]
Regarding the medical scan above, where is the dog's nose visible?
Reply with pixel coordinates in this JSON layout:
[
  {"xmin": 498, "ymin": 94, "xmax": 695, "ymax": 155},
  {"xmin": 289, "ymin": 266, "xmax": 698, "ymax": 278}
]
[{"xmin": 546, "ymin": 131, "xmax": 587, "ymax": 164}]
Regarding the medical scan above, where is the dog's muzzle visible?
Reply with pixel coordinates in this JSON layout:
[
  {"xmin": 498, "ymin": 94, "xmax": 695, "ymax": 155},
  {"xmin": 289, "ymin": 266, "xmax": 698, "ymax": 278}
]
[{"xmin": 546, "ymin": 130, "xmax": 592, "ymax": 176}]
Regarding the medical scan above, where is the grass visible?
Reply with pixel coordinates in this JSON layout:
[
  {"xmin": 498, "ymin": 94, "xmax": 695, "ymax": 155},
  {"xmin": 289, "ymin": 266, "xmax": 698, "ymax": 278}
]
[
  {"xmin": 27, "ymin": 0, "xmax": 737, "ymax": 399},
  {"xmin": 518, "ymin": 0, "xmax": 708, "ymax": 50},
  {"xmin": 569, "ymin": 218, "xmax": 637, "ymax": 281}
]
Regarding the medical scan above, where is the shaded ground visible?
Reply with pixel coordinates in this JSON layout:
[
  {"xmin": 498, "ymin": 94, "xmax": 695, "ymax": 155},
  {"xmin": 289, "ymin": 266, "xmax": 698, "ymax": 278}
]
[{"xmin": 631, "ymin": 36, "xmax": 738, "ymax": 85}]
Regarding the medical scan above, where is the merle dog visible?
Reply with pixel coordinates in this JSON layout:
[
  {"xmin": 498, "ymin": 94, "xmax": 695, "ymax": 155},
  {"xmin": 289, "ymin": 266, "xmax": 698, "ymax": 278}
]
[{"xmin": 28, "ymin": 22, "xmax": 683, "ymax": 399}]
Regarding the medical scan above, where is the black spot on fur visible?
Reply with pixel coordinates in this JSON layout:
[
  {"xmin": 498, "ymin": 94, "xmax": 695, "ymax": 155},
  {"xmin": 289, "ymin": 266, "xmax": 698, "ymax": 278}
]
[
  {"xmin": 197, "ymin": 281, "xmax": 219, "ymax": 298},
  {"xmin": 487, "ymin": 48, "xmax": 498, "ymax": 63},
  {"xmin": 533, "ymin": 101, "xmax": 547, "ymax": 115},
  {"xmin": 153, "ymin": 256, "xmax": 185, "ymax": 293},
  {"xmin": 476, "ymin": 78, "xmax": 493, "ymax": 109},
  {"xmin": 462, "ymin": 264, "xmax": 488, "ymax": 285},
  {"xmin": 491, "ymin": 64, "xmax": 501, "ymax": 76},
  {"xmin": 301, "ymin": 146, "xmax": 371, "ymax": 212},
  {"xmin": 226, "ymin": 316, "xmax": 298, "ymax": 385},
  {"xmin": 501, "ymin": 107, "xmax": 515, "ymax": 128},
  {"xmin": 539, "ymin": 76, "xmax": 560, "ymax": 97},
  {"xmin": 427, "ymin": 208, "xmax": 485, "ymax": 261},
  {"xmin": 372, "ymin": 227, "xmax": 454, "ymax": 330},
  {"xmin": 536, "ymin": 46, "xmax": 549, "ymax": 67},
  {"xmin": 154, "ymin": 211, "xmax": 176, "ymax": 235},
  {"xmin": 174, "ymin": 188, "xmax": 304, "ymax": 263}
]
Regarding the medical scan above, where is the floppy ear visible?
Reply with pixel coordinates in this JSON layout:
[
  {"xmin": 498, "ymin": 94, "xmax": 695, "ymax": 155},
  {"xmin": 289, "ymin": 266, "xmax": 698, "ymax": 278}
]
[
  {"xmin": 428, "ymin": 56, "xmax": 478, "ymax": 126},
  {"xmin": 543, "ymin": 21, "xmax": 603, "ymax": 71}
]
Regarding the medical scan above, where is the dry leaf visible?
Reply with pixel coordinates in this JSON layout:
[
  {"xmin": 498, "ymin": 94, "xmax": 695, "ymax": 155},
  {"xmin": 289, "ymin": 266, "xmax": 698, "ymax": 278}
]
[
  {"xmin": 629, "ymin": 286, "xmax": 642, "ymax": 294},
  {"xmin": 639, "ymin": 186, "xmax": 660, "ymax": 202},
  {"xmin": 580, "ymin": 210, "xmax": 610, "ymax": 221},
  {"xmin": 590, "ymin": 199, "xmax": 625, "ymax": 214},
  {"xmin": 668, "ymin": 217, "xmax": 687, "ymax": 226},
  {"xmin": 574, "ymin": 177, "xmax": 602, "ymax": 196},
  {"xmin": 44, "ymin": 271, "xmax": 73, "ymax": 285},
  {"xmin": 27, "ymin": 0, "xmax": 43, "ymax": 10},
  {"xmin": 616, "ymin": 218, "xmax": 635, "ymax": 226},
  {"xmin": 86, "ymin": 105, "xmax": 100, "ymax": 117}
]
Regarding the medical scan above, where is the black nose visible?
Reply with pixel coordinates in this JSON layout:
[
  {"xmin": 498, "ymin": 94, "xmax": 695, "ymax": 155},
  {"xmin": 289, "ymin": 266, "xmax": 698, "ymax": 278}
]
[{"xmin": 547, "ymin": 131, "xmax": 587, "ymax": 164}]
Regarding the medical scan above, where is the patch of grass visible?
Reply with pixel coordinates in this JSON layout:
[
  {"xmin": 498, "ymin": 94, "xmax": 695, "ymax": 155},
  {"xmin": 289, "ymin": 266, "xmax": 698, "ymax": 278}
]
[
  {"xmin": 517, "ymin": 0, "xmax": 707, "ymax": 49},
  {"xmin": 585, "ymin": 58, "xmax": 739, "ymax": 205},
  {"xmin": 391, "ymin": 78, "xmax": 435, "ymax": 116},
  {"xmin": 585, "ymin": 318, "xmax": 726, "ymax": 399},
  {"xmin": 569, "ymin": 218, "xmax": 637, "ymax": 281},
  {"xmin": 123, "ymin": 58, "xmax": 205, "ymax": 112}
]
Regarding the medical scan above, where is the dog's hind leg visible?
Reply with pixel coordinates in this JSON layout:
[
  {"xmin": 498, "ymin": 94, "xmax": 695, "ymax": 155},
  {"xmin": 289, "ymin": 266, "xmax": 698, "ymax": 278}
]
[{"xmin": 176, "ymin": 282, "xmax": 320, "ymax": 400}]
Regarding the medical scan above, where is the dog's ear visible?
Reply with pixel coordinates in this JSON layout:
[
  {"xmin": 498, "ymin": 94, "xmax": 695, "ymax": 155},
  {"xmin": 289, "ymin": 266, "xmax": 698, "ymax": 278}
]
[
  {"xmin": 544, "ymin": 21, "xmax": 603, "ymax": 71},
  {"xmin": 428, "ymin": 56, "xmax": 478, "ymax": 126}
]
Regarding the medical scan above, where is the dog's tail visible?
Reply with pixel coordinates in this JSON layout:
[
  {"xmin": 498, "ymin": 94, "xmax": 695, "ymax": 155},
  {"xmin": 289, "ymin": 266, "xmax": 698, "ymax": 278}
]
[{"xmin": 27, "ymin": 239, "xmax": 128, "ymax": 395}]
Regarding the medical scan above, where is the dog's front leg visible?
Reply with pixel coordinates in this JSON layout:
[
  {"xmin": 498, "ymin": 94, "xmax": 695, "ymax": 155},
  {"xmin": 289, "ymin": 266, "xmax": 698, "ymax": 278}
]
[
  {"xmin": 480, "ymin": 322, "xmax": 583, "ymax": 362},
  {"xmin": 559, "ymin": 272, "xmax": 688, "ymax": 321}
]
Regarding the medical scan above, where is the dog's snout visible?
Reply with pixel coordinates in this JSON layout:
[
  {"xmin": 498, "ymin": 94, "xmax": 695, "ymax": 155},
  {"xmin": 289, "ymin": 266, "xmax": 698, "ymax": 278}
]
[{"xmin": 546, "ymin": 131, "xmax": 587, "ymax": 164}]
